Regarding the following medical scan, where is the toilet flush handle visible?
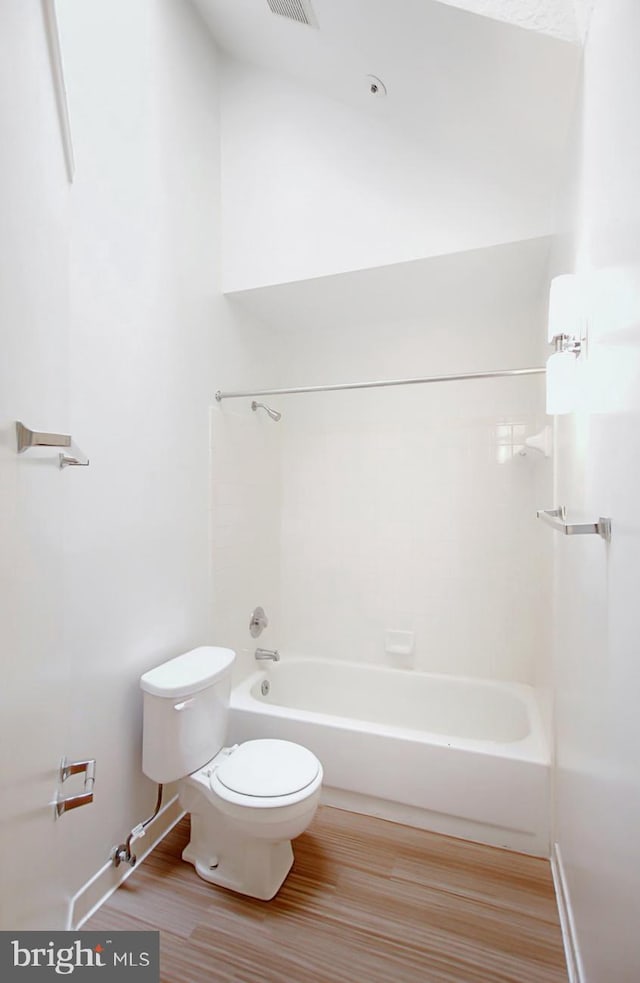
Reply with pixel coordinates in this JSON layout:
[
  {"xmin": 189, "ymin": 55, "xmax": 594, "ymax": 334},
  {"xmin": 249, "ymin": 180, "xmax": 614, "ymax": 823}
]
[{"xmin": 174, "ymin": 698, "xmax": 196, "ymax": 711}]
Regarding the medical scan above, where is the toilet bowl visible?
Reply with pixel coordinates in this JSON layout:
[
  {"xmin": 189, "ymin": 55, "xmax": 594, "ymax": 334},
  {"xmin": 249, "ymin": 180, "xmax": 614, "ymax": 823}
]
[
  {"xmin": 180, "ymin": 739, "xmax": 323, "ymax": 899},
  {"xmin": 140, "ymin": 647, "xmax": 323, "ymax": 900}
]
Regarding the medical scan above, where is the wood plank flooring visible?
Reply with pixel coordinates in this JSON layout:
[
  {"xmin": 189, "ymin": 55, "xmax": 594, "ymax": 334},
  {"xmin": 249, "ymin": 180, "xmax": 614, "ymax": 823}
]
[{"xmin": 86, "ymin": 807, "xmax": 568, "ymax": 983}]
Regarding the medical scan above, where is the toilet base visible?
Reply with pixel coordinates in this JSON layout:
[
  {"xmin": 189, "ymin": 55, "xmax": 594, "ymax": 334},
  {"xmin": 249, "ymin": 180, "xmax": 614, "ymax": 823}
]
[
  {"xmin": 183, "ymin": 818, "xmax": 294, "ymax": 901},
  {"xmin": 177, "ymin": 752, "xmax": 322, "ymax": 901}
]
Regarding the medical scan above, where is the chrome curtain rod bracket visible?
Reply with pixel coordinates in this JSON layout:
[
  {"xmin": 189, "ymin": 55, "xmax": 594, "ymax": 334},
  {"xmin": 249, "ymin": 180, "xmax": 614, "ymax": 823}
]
[
  {"xmin": 214, "ymin": 366, "xmax": 546, "ymax": 402},
  {"xmin": 537, "ymin": 508, "xmax": 612, "ymax": 542}
]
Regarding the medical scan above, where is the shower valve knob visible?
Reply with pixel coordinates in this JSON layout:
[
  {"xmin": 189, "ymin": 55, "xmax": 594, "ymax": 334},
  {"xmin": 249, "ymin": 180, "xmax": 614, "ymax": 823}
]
[{"xmin": 249, "ymin": 606, "xmax": 269, "ymax": 638}]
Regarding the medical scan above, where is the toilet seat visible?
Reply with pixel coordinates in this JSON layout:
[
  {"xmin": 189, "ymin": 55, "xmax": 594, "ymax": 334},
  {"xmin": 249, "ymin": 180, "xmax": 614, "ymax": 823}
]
[{"xmin": 209, "ymin": 739, "xmax": 322, "ymax": 809}]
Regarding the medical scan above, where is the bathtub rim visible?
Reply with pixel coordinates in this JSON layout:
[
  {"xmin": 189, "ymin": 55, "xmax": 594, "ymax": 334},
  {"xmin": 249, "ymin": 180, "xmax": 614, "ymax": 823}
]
[{"xmin": 231, "ymin": 657, "xmax": 550, "ymax": 766}]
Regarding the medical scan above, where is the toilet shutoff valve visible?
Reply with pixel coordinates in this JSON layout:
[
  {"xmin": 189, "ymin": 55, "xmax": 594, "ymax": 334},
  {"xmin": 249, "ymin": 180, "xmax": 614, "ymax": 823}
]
[
  {"xmin": 111, "ymin": 783, "xmax": 164, "ymax": 869},
  {"xmin": 111, "ymin": 825, "xmax": 145, "ymax": 868},
  {"xmin": 111, "ymin": 843, "xmax": 137, "ymax": 868}
]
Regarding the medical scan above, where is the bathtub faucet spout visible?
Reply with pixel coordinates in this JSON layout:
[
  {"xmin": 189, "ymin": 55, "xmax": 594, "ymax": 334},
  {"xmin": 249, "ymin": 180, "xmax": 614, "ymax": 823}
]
[{"xmin": 255, "ymin": 648, "xmax": 280, "ymax": 662}]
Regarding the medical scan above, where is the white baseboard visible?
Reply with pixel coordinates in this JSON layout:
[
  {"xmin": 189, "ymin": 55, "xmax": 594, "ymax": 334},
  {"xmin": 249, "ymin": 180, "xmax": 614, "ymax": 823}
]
[
  {"xmin": 550, "ymin": 841, "xmax": 585, "ymax": 983},
  {"xmin": 68, "ymin": 796, "xmax": 185, "ymax": 930}
]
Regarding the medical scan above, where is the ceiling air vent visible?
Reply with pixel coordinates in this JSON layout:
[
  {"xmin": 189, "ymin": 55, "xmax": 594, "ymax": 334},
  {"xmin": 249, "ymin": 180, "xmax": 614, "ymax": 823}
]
[{"xmin": 266, "ymin": 0, "xmax": 318, "ymax": 28}]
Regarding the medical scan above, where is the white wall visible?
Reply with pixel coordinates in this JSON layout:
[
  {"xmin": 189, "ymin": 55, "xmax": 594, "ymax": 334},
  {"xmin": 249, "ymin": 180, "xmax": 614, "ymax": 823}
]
[
  {"xmin": 0, "ymin": 0, "xmax": 280, "ymax": 929},
  {"xmin": 220, "ymin": 50, "xmax": 579, "ymax": 291},
  {"xmin": 551, "ymin": 0, "xmax": 640, "ymax": 979},
  {"xmin": 56, "ymin": 0, "xmax": 220, "ymax": 918},
  {"xmin": 0, "ymin": 0, "xmax": 72, "ymax": 930}
]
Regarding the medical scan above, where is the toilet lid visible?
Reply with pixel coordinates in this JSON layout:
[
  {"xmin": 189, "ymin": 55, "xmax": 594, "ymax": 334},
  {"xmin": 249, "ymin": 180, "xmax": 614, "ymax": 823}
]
[{"xmin": 214, "ymin": 739, "xmax": 320, "ymax": 798}]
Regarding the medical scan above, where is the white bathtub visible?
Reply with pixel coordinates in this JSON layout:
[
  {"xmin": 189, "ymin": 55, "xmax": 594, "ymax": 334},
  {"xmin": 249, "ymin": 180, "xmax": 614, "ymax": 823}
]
[{"xmin": 229, "ymin": 658, "xmax": 550, "ymax": 856}]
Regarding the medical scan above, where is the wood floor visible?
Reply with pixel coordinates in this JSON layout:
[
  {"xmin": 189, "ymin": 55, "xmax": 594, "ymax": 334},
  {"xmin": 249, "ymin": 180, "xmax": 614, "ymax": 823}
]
[{"xmin": 86, "ymin": 808, "xmax": 568, "ymax": 983}]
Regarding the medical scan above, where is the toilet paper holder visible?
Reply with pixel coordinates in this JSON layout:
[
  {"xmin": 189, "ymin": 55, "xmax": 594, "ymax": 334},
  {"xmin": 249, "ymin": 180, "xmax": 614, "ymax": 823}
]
[{"xmin": 55, "ymin": 757, "xmax": 96, "ymax": 817}]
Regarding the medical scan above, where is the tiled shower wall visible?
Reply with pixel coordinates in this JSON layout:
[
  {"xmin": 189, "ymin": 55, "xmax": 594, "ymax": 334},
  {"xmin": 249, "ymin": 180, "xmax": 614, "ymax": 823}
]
[
  {"xmin": 211, "ymin": 403, "xmax": 283, "ymax": 682},
  {"xmin": 276, "ymin": 376, "xmax": 551, "ymax": 684},
  {"xmin": 212, "ymin": 282, "xmax": 552, "ymax": 687}
]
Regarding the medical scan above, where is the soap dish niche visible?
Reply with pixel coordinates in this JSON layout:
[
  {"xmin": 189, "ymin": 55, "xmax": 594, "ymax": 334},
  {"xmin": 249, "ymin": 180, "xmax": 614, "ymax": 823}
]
[{"xmin": 384, "ymin": 630, "xmax": 415, "ymax": 662}]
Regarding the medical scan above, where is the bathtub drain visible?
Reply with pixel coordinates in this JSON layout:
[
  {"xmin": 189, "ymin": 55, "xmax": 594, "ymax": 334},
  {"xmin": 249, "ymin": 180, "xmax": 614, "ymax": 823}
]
[{"xmin": 261, "ymin": 679, "xmax": 270, "ymax": 696}]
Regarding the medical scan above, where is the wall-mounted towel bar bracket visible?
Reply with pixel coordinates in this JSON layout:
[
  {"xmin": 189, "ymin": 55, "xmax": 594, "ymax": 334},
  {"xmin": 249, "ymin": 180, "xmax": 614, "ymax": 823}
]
[
  {"xmin": 537, "ymin": 507, "xmax": 611, "ymax": 542},
  {"xmin": 59, "ymin": 453, "xmax": 90, "ymax": 469},
  {"xmin": 16, "ymin": 422, "xmax": 89, "ymax": 469},
  {"xmin": 55, "ymin": 757, "xmax": 96, "ymax": 817},
  {"xmin": 16, "ymin": 421, "xmax": 70, "ymax": 453}
]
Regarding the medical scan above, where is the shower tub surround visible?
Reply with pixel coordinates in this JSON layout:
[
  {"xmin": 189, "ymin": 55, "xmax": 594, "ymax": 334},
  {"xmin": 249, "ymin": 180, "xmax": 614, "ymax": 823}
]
[{"xmin": 229, "ymin": 657, "xmax": 549, "ymax": 856}]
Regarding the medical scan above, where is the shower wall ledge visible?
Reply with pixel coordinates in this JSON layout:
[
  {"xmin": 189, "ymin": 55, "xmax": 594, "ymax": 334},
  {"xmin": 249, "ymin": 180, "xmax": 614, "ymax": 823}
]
[{"xmin": 225, "ymin": 235, "xmax": 553, "ymax": 337}]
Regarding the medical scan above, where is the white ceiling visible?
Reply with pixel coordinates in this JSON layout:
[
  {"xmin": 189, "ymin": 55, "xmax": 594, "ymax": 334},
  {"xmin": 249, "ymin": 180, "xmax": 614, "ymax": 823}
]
[{"xmin": 193, "ymin": 0, "xmax": 581, "ymax": 161}]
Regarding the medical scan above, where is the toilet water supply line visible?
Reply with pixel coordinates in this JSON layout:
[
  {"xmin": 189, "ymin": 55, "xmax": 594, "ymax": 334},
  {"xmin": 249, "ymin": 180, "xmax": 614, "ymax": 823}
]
[{"xmin": 111, "ymin": 784, "xmax": 163, "ymax": 868}]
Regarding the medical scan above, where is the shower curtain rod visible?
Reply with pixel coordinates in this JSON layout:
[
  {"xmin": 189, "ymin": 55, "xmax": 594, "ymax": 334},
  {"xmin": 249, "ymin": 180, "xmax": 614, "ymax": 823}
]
[{"xmin": 214, "ymin": 366, "xmax": 546, "ymax": 402}]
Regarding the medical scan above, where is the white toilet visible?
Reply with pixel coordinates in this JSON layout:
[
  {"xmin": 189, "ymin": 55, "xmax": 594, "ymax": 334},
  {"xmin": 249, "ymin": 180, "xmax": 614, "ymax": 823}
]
[{"xmin": 140, "ymin": 646, "xmax": 323, "ymax": 901}]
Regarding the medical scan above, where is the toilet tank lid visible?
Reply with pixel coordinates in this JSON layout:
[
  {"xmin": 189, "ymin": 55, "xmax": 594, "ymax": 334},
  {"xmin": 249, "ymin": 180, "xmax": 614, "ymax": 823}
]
[{"xmin": 140, "ymin": 646, "xmax": 235, "ymax": 698}]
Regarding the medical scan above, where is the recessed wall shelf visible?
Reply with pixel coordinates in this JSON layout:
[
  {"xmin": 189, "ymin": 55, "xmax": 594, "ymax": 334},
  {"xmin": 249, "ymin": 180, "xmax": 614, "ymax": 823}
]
[{"xmin": 537, "ymin": 507, "xmax": 611, "ymax": 542}]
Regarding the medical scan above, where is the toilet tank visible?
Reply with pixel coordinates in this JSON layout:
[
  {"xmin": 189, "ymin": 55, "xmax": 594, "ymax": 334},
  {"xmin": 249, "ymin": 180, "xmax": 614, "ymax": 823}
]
[{"xmin": 140, "ymin": 646, "xmax": 235, "ymax": 783}]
